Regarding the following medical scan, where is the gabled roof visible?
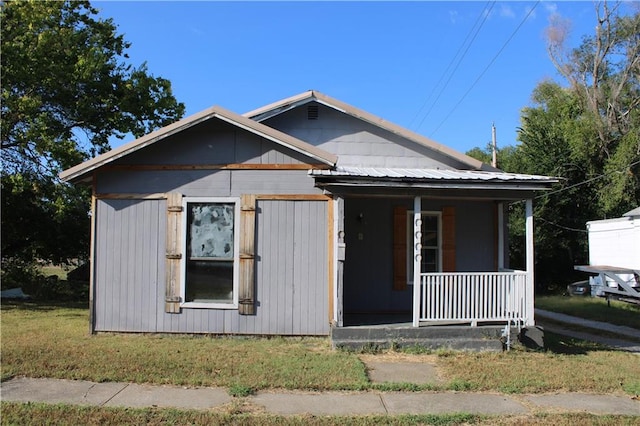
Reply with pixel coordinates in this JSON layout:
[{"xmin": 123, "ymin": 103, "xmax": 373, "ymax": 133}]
[
  {"xmin": 244, "ymin": 90, "xmax": 492, "ymax": 172},
  {"xmin": 60, "ymin": 105, "xmax": 338, "ymax": 184}
]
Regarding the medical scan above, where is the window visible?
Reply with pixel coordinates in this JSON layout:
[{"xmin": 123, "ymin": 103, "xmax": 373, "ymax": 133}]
[
  {"xmin": 180, "ymin": 197, "xmax": 240, "ymax": 308},
  {"xmin": 407, "ymin": 211, "xmax": 442, "ymax": 283}
]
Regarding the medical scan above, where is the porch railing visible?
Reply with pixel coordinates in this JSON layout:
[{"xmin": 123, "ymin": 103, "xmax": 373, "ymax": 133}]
[{"xmin": 418, "ymin": 271, "xmax": 530, "ymax": 326}]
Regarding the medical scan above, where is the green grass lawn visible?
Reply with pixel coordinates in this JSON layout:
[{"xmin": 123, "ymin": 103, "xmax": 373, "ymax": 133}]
[
  {"xmin": 2, "ymin": 301, "xmax": 639, "ymax": 397},
  {"xmin": 536, "ymin": 295, "xmax": 640, "ymax": 329},
  {"xmin": 1, "ymin": 402, "xmax": 638, "ymax": 426}
]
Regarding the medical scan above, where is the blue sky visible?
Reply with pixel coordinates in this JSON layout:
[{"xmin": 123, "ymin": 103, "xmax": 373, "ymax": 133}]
[{"xmin": 95, "ymin": 1, "xmax": 615, "ymax": 154}]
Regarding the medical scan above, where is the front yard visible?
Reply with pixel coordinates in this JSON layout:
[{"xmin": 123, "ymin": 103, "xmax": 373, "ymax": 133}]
[{"xmin": 2, "ymin": 301, "xmax": 639, "ymax": 395}]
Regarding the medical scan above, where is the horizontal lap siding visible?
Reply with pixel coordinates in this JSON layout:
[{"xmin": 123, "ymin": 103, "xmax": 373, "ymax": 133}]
[
  {"xmin": 230, "ymin": 170, "xmax": 318, "ymax": 194},
  {"xmin": 97, "ymin": 170, "xmax": 319, "ymax": 196},
  {"xmin": 96, "ymin": 170, "xmax": 232, "ymax": 195}
]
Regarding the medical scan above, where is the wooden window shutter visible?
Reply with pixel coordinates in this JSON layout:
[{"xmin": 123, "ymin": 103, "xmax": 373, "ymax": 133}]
[
  {"xmin": 165, "ymin": 192, "xmax": 183, "ymax": 313},
  {"xmin": 442, "ymin": 206, "xmax": 456, "ymax": 272},
  {"xmin": 239, "ymin": 194, "xmax": 256, "ymax": 315},
  {"xmin": 393, "ymin": 205, "xmax": 407, "ymax": 290}
]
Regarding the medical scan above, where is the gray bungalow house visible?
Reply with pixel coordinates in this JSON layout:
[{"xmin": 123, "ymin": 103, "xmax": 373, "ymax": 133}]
[{"xmin": 61, "ymin": 91, "xmax": 556, "ymax": 340}]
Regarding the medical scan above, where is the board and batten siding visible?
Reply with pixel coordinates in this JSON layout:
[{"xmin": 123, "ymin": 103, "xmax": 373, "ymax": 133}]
[{"xmin": 93, "ymin": 197, "xmax": 329, "ymax": 335}]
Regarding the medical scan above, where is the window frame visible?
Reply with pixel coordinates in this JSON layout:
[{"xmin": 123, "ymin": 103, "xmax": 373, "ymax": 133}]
[
  {"xmin": 406, "ymin": 210, "xmax": 442, "ymax": 284},
  {"xmin": 180, "ymin": 196, "xmax": 240, "ymax": 309}
]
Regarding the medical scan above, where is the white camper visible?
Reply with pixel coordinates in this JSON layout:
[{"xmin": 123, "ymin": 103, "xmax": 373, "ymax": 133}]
[
  {"xmin": 578, "ymin": 207, "xmax": 640, "ymax": 303},
  {"xmin": 587, "ymin": 207, "xmax": 640, "ymax": 269}
]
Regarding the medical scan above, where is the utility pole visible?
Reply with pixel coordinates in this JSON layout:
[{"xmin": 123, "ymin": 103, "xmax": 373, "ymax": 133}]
[{"xmin": 491, "ymin": 122, "xmax": 497, "ymax": 168}]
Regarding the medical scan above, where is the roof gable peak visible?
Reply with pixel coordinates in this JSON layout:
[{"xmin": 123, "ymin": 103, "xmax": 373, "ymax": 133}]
[{"xmin": 245, "ymin": 91, "xmax": 490, "ymax": 171}]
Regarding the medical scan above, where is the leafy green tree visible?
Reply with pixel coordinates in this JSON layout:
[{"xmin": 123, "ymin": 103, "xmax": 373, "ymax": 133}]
[
  {"xmin": 1, "ymin": 0, "xmax": 185, "ymax": 281},
  {"xmin": 467, "ymin": 3, "xmax": 639, "ymax": 291},
  {"xmin": 546, "ymin": 1, "xmax": 640, "ymax": 216},
  {"xmin": 516, "ymin": 82, "xmax": 597, "ymax": 289}
]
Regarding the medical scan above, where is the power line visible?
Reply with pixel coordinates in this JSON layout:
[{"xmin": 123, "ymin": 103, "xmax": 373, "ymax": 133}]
[
  {"xmin": 534, "ymin": 159, "xmax": 640, "ymax": 200},
  {"xmin": 429, "ymin": 1, "xmax": 540, "ymax": 138},
  {"xmin": 509, "ymin": 159, "xmax": 640, "ymax": 206},
  {"xmin": 536, "ymin": 217, "xmax": 588, "ymax": 233},
  {"xmin": 410, "ymin": 1, "xmax": 495, "ymax": 130},
  {"xmin": 509, "ymin": 159, "xmax": 640, "ymax": 233}
]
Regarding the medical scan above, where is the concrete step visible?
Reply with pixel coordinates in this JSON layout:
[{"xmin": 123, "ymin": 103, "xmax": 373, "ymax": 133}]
[{"xmin": 331, "ymin": 325, "xmax": 507, "ymax": 352}]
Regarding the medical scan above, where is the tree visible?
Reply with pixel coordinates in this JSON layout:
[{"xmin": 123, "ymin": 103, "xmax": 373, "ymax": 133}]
[
  {"xmin": 466, "ymin": 3, "xmax": 639, "ymax": 291},
  {"xmin": 546, "ymin": 1, "xmax": 640, "ymax": 215},
  {"xmin": 1, "ymin": 1, "xmax": 185, "ymax": 281},
  {"xmin": 516, "ymin": 82, "xmax": 597, "ymax": 289}
]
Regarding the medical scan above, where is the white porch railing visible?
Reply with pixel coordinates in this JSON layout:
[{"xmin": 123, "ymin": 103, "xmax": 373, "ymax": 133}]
[{"xmin": 417, "ymin": 271, "xmax": 530, "ymax": 326}]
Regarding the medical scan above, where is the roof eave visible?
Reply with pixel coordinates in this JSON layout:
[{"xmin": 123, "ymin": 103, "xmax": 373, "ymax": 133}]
[{"xmin": 314, "ymin": 178, "xmax": 556, "ymax": 192}]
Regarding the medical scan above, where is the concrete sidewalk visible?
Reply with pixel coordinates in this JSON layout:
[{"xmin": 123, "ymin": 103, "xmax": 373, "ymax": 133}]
[{"xmin": 2, "ymin": 377, "xmax": 639, "ymax": 416}]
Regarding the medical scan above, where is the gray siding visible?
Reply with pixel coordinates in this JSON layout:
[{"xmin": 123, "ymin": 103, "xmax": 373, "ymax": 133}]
[
  {"xmin": 116, "ymin": 119, "xmax": 314, "ymax": 166},
  {"xmin": 261, "ymin": 103, "xmax": 469, "ymax": 169},
  {"xmin": 343, "ymin": 198, "xmax": 498, "ymax": 313},
  {"xmin": 94, "ymin": 198, "xmax": 329, "ymax": 335},
  {"xmin": 255, "ymin": 200, "xmax": 329, "ymax": 335},
  {"xmin": 94, "ymin": 199, "xmax": 162, "ymax": 332},
  {"xmin": 97, "ymin": 170, "xmax": 319, "ymax": 195}
]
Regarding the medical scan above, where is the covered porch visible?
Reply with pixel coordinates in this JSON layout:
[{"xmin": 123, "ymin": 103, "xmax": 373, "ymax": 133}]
[
  {"xmin": 312, "ymin": 167, "xmax": 554, "ymax": 335},
  {"xmin": 411, "ymin": 196, "xmax": 535, "ymax": 328}
]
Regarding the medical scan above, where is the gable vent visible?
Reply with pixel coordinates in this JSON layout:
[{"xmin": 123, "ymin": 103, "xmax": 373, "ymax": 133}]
[{"xmin": 307, "ymin": 104, "xmax": 319, "ymax": 120}]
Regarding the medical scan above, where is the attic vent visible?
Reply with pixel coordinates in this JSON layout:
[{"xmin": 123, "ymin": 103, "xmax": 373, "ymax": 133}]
[{"xmin": 307, "ymin": 104, "xmax": 319, "ymax": 120}]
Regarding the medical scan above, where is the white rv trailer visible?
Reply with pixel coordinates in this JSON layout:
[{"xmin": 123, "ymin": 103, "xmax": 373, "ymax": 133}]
[{"xmin": 575, "ymin": 207, "xmax": 640, "ymax": 304}]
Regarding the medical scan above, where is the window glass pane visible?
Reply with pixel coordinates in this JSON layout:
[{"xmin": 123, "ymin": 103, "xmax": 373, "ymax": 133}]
[
  {"xmin": 185, "ymin": 261, "xmax": 233, "ymax": 303},
  {"xmin": 188, "ymin": 203, "xmax": 234, "ymax": 259},
  {"xmin": 421, "ymin": 216, "xmax": 438, "ymax": 247},
  {"xmin": 185, "ymin": 201, "xmax": 236, "ymax": 304},
  {"xmin": 421, "ymin": 248, "xmax": 439, "ymax": 272}
]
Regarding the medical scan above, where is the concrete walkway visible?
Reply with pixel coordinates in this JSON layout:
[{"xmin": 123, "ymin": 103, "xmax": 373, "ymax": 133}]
[
  {"xmin": 535, "ymin": 308, "xmax": 640, "ymax": 353},
  {"xmin": 2, "ymin": 377, "xmax": 639, "ymax": 416},
  {"xmin": 535, "ymin": 309, "xmax": 640, "ymax": 340}
]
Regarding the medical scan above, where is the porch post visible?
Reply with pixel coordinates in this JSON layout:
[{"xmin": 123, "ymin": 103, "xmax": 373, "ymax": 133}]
[
  {"xmin": 525, "ymin": 199, "xmax": 535, "ymax": 326},
  {"xmin": 412, "ymin": 196, "xmax": 422, "ymax": 327},
  {"xmin": 497, "ymin": 202, "xmax": 505, "ymax": 270},
  {"xmin": 334, "ymin": 197, "xmax": 344, "ymax": 327}
]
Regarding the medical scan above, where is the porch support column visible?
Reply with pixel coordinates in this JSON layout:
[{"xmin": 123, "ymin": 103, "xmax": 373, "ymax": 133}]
[
  {"xmin": 497, "ymin": 202, "xmax": 505, "ymax": 270},
  {"xmin": 334, "ymin": 197, "xmax": 344, "ymax": 327},
  {"xmin": 412, "ymin": 196, "xmax": 422, "ymax": 327},
  {"xmin": 525, "ymin": 199, "xmax": 535, "ymax": 326}
]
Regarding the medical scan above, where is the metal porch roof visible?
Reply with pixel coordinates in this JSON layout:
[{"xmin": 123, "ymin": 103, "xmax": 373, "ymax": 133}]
[{"xmin": 310, "ymin": 166, "xmax": 558, "ymax": 183}]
